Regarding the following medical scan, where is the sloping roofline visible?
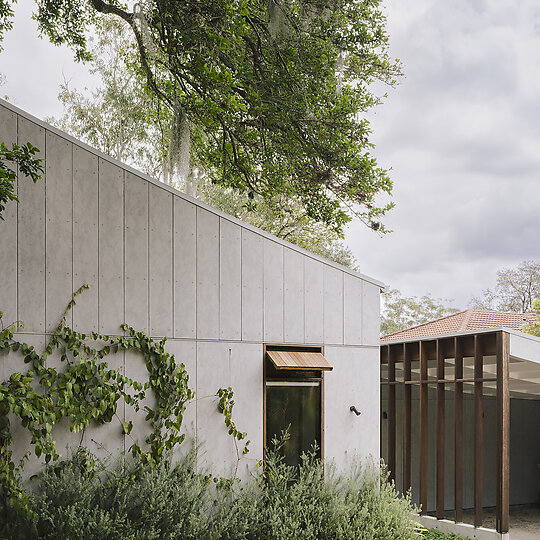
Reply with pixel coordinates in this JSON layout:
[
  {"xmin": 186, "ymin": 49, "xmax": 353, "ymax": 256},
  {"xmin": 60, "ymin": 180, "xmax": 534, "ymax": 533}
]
[{"xmin": 1, "ymin": 98, "xmax": 385, "ymax": 288}]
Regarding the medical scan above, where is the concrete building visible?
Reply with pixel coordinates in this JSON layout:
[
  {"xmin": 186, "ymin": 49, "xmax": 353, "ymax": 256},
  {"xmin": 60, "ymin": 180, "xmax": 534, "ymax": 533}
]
[{"xmin": 0, "ymin": 98, "xmax": 382, "ymax": 479}]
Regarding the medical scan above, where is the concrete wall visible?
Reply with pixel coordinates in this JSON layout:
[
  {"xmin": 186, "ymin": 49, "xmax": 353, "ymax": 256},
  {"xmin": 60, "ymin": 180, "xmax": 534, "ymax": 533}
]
[
  {"xmin": 382, "ymin": 389, "xmax": 540, "ymax": 513},
  {"xmin": 0, "ymin": 99, "xmax": 382, "ymax": 477}
]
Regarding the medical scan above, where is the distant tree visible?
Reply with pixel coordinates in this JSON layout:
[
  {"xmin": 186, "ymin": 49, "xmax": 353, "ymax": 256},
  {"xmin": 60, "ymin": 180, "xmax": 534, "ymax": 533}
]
[
  {"xmin": 0, "ymin": 0, "xmax": 402, "ymax": 234},
  {"xmin": 523, "ymin": 299, "xmax": 540, "ymax": 337},
  {"xmin": 49, "ymin": 19, "xmax": 357, "ymax": 269},
  {"xmin": 381, "ymin": 288, "xmax": 460, "ymax": 336},
  {"xmin": 469, "ymin": 260, "xmax": 540, "ymax": 313}
]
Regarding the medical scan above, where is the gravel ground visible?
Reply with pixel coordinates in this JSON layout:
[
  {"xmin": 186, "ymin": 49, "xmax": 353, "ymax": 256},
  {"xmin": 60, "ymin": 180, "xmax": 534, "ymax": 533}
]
[{"xmin": 459, "ymin": 506, "xmax": 540, "ymax": 539}]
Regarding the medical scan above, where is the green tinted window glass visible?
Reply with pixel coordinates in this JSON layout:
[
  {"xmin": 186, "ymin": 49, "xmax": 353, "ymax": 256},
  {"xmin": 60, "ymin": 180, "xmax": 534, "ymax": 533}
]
[{"xmin": 266, "ymin": 382, "xmax": 321, "ymax": 467}]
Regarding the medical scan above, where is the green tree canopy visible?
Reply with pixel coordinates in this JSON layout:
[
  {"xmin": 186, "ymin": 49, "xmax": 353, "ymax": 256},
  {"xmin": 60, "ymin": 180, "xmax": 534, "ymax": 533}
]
[
  {"xmin": 49, "ymin": 18, "xmax": 358, "ymax": 268},
  {"xmin": 381, "ymin": 288, "xmax": 460, "ymax": 336},
  {"xmin": 0, "ymin": 0, "xmax": 401, "ymax": 234}
]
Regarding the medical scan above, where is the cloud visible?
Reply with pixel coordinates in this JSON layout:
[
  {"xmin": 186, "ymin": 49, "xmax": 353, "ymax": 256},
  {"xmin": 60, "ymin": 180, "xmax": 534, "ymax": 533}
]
[{"xmin": 347, "ymin": 0, "xmax": 540, "ymax": 308}]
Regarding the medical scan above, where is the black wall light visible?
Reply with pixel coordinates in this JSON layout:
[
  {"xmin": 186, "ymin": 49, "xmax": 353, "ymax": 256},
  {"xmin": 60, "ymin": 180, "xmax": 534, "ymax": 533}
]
[{"xmin": 350, "ymin": 405, "xmax": 361, "ymax": 416}]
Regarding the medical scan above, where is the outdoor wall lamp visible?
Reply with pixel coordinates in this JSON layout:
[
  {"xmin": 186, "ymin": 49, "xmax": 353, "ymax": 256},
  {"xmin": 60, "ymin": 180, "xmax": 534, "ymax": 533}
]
[{"xmin": 350, "ymin": 405, "xmax": 361, "ymax": 416}]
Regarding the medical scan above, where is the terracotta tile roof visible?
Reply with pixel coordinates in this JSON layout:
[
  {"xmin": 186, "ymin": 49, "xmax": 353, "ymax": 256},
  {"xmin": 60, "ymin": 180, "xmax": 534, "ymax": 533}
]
[{"xmin": 381, "ymin": 309, "xmax": 537, "ymax": 342}]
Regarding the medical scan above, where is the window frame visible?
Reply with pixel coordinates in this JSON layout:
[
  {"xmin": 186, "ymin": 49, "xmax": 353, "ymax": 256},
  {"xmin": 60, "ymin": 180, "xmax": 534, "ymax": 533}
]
[{"xmin": 263, "ymin": 343, "xmax": 325, "ymax": 464}]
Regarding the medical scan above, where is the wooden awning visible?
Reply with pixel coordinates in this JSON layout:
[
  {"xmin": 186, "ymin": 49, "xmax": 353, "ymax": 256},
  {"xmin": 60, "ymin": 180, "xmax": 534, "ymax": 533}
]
[{"xmin": 266, "ymin": 350, "xmax": 333, "ymax": 371}]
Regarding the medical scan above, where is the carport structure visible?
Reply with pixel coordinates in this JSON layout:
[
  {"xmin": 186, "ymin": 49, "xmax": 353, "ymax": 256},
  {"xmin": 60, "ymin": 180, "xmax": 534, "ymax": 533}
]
[{"xmin": 381, "ymin": 312, "xmax": 540, "ymax": 539}]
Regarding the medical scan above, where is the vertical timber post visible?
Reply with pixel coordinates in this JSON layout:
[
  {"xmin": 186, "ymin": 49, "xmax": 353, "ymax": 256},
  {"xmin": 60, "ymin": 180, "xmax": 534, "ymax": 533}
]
[
  {"xmin": 419, "ymin": 341, "xmax": 428, "ymax": 515},
  {"xmin": 436, "ymin": 339, "xmax": 445, "ymax": 519},
  {"xmin": 474, "ymin": 334, "xmax": 484, "ymax": 528},
  {"xmin": 454, "ymin": 336, "xmax": 464, "ymax": 523},
  {"xmin": 403, "ymin": 342, "xmax": 412, "ymax": 494},
  {"xmin": 496, "ymin": 331, "xmax": 510, "ymax": 534},
  {"xmin": 388, "ymin": 346, "xmax": 396, "ymax": 484}
]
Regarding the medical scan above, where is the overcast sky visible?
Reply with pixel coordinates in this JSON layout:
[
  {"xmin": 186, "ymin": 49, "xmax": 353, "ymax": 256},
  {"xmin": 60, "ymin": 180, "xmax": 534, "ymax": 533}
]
[{"xmin": 1, "ymin": 0, "xmax": 539, "ymax": 309}]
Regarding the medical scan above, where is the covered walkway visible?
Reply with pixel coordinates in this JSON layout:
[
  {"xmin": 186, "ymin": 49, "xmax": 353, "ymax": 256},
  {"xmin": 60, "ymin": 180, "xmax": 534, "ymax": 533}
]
[{"xmin": 381, "ymin": 328, "xmax": 540, "ymax": 539}]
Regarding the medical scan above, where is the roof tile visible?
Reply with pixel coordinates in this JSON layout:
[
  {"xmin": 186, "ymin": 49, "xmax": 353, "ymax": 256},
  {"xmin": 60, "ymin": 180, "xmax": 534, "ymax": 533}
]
[{"xmin": 381, "ymin": 309, "xmax": 537, "ymax": 341}]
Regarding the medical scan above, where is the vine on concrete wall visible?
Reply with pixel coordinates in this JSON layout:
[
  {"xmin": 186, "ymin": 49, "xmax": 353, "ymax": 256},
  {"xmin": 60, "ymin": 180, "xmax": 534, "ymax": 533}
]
[{"xmin": 0, "ymin": 285, "xmax": 249, "ymax": 516}]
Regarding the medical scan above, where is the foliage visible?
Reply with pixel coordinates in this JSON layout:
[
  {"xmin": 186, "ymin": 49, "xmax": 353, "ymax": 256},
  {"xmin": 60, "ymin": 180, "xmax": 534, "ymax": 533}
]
[
  {"xmin": 420, "ymin": 530, "xmax": 467, "ymax": 540},
  {"xmin": 46, "ymin": 17, "xmax": 170, "ymax": 181},
  {"xmin": 11, "ymin": 0, "xmax": 401, "ymax": 233},
  {"xmin": 1, "ymin": 446, "xmax": 421, "ymax": 540},
  {"xmin": 523, "ymin": 299, "xmax": 540, "ymax": 337},
  {"xmin": 48, "ymin": 19, "xmax": 358, "ymax": 269},
  {"xmin": 0, "ymin": 0, "xmax": 14, "ymax": 53},
  {"xmin": 199, "ymin": 182, "xmax": 359, "ymax": 268},
  {"xmin": 469, "ymin": 260, "xmax": 540, "ymax": 313},
  {"xmin": 381, "ymin": 288, "xmax": 460, "ymax": 336},
  {"xmin": 256, "ymin": 446, "xmax": 419, "ymax": 539},
  {"xmin": 0, "ymin": 141, "xmax": 44, "ymax": 220},
  {"xmin": 0, "ymin": 286, "xmax": 248, "ymax": 518}
]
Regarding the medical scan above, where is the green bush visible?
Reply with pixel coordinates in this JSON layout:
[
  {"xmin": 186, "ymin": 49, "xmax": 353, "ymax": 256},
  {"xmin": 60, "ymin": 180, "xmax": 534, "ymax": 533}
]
[{"xmin": 1, "ymin": 446, "xmax": 420, "ymax": 540}]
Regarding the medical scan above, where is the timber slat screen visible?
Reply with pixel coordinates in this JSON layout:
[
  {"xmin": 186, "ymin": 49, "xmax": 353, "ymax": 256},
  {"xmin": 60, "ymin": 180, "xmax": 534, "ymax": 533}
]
[{"xmin": 380, "ymin": 331, "xmax": 510, "ymax": 535}]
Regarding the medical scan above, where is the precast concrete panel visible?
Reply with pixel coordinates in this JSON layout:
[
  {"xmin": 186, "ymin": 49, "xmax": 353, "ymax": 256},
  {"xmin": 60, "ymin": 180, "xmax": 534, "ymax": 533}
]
[
  {"xmin": 17, "ymin": 117, "xmax": 45, "ymax": 333},
  {"xmin": 324, "ymin": 346, "xmax": 380, "ymax": 469},
  {"xmin": 229, "ymin": 342, "xmax": 263, "ymax": 474},
  {"xmin": 72, "ymin": 146, "xmax": 98, "ymax": 332},
  {"xmin": 45, "ymin": 131, "xmax": 73, "ymax": 331},
  {"xmin": 263, "ymin": 239, "xmax": 284, "ymax": 343},
  {"xmin": 149, "ymin": 185, "xmax": 173, "ymax": 336},
  {"xmin": 196, "ymin": 342, "xmax": 238, "ymax": 475},
  {"xmin": 304, "ymin": 257, "xmax": 324, "ymax": 344},
  {"xmin": 362, "ymin": 282, "xmax": 380, "ymax": 346},
  {"xmin": 219, "ymin": 218, "xmax": 242, "ymax": 340},
  {"xmin": 241, "ymin": 229, "xmax": 263, "ymax": 342},
  {"xmin": 283, "ymin": 248, "xmax": 305, "ymax": 343},
  {"xmin": 323, "ymin": 266, "xmax": 344, "ymax": 345},
  {"xmin": 196, "ymin": 341, "xmax": 261, "ymax": 478},
  {"xmin": 124, "ymin": 173, "xmax": 149, "ymax": 332},
  {"xmin": 98, "ymin": 159, "xmax": 124, "ymax": 335},
  {"xmin": 173, "ymin": 197, "xmax": 196, "ymax": 338},
  {"xmin": 0, "ymin": 106, "xmax": 17, "ymax": 324},
  {"xmin": 343, "ymin": 274, "xmax": 363, "ymax": 346},
  {"xmin": 196, "ymin": 208, "xmax": 220, "ymax": 339},
  {"xmin": 163, "ymin": 340, "xmax": 197, "ymax": 447}
]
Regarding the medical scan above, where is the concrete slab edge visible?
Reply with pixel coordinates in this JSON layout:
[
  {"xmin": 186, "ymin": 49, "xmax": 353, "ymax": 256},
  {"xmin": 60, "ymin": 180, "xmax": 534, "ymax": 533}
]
[{"xmin": 415, "ymin": 515, "xmax": 510, "ymax": 540}]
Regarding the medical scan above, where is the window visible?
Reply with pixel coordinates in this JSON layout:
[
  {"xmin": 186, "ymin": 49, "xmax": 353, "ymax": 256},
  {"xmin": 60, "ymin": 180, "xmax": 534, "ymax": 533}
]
[{"xmin": 264, "ymin": 346, "xmax": 332, "ymax": 467}]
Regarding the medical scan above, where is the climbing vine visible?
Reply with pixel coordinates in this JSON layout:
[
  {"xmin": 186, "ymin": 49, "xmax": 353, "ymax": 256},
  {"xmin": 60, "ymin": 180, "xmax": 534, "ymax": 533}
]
[{"xmin": 0, "ymin": 285, "xmax": 249, "ymax": 516}]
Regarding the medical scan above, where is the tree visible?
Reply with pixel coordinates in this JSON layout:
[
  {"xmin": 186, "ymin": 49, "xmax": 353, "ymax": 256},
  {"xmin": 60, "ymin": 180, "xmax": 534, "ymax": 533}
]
[
  {"xmin": 49, "ymin": 19, "xmax": 357, "ymax": 268},
  {"xmin": 469, "ymin": 260, "xmax": 540, "ymax": 313},
  {"xmin": 46, "ymin": 18, "xmax": 171, "ymax": 181},
  {"xmin": 1, "ymin": 0, "xmax": 401, "ymax": 234},
  {"xmin": 523, "ymin": 299, "xmax": 540, "ymax": 337},
  {"xmin": 381, "ymin": 288, "xmax": 460, "ymax": 336}
]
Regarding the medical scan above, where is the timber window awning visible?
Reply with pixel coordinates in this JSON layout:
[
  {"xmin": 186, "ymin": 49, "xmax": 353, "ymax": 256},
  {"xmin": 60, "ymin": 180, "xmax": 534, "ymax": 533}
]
[{"xmin": 266, "ymin": 350, "xmax": 333, "ymax": 371}]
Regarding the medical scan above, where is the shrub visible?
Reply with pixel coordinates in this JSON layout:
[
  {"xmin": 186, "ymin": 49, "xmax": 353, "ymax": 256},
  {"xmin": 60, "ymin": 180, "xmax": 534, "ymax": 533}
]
[{"xmin": 1, "ymin": 446, "xmax": 420, "ymax": 540}]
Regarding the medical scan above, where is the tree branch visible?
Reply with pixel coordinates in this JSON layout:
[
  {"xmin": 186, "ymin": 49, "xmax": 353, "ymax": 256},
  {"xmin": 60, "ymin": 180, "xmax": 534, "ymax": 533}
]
[{"xmin": 90, "ymin": 0, "xmax": 173, "ymax": 108}]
